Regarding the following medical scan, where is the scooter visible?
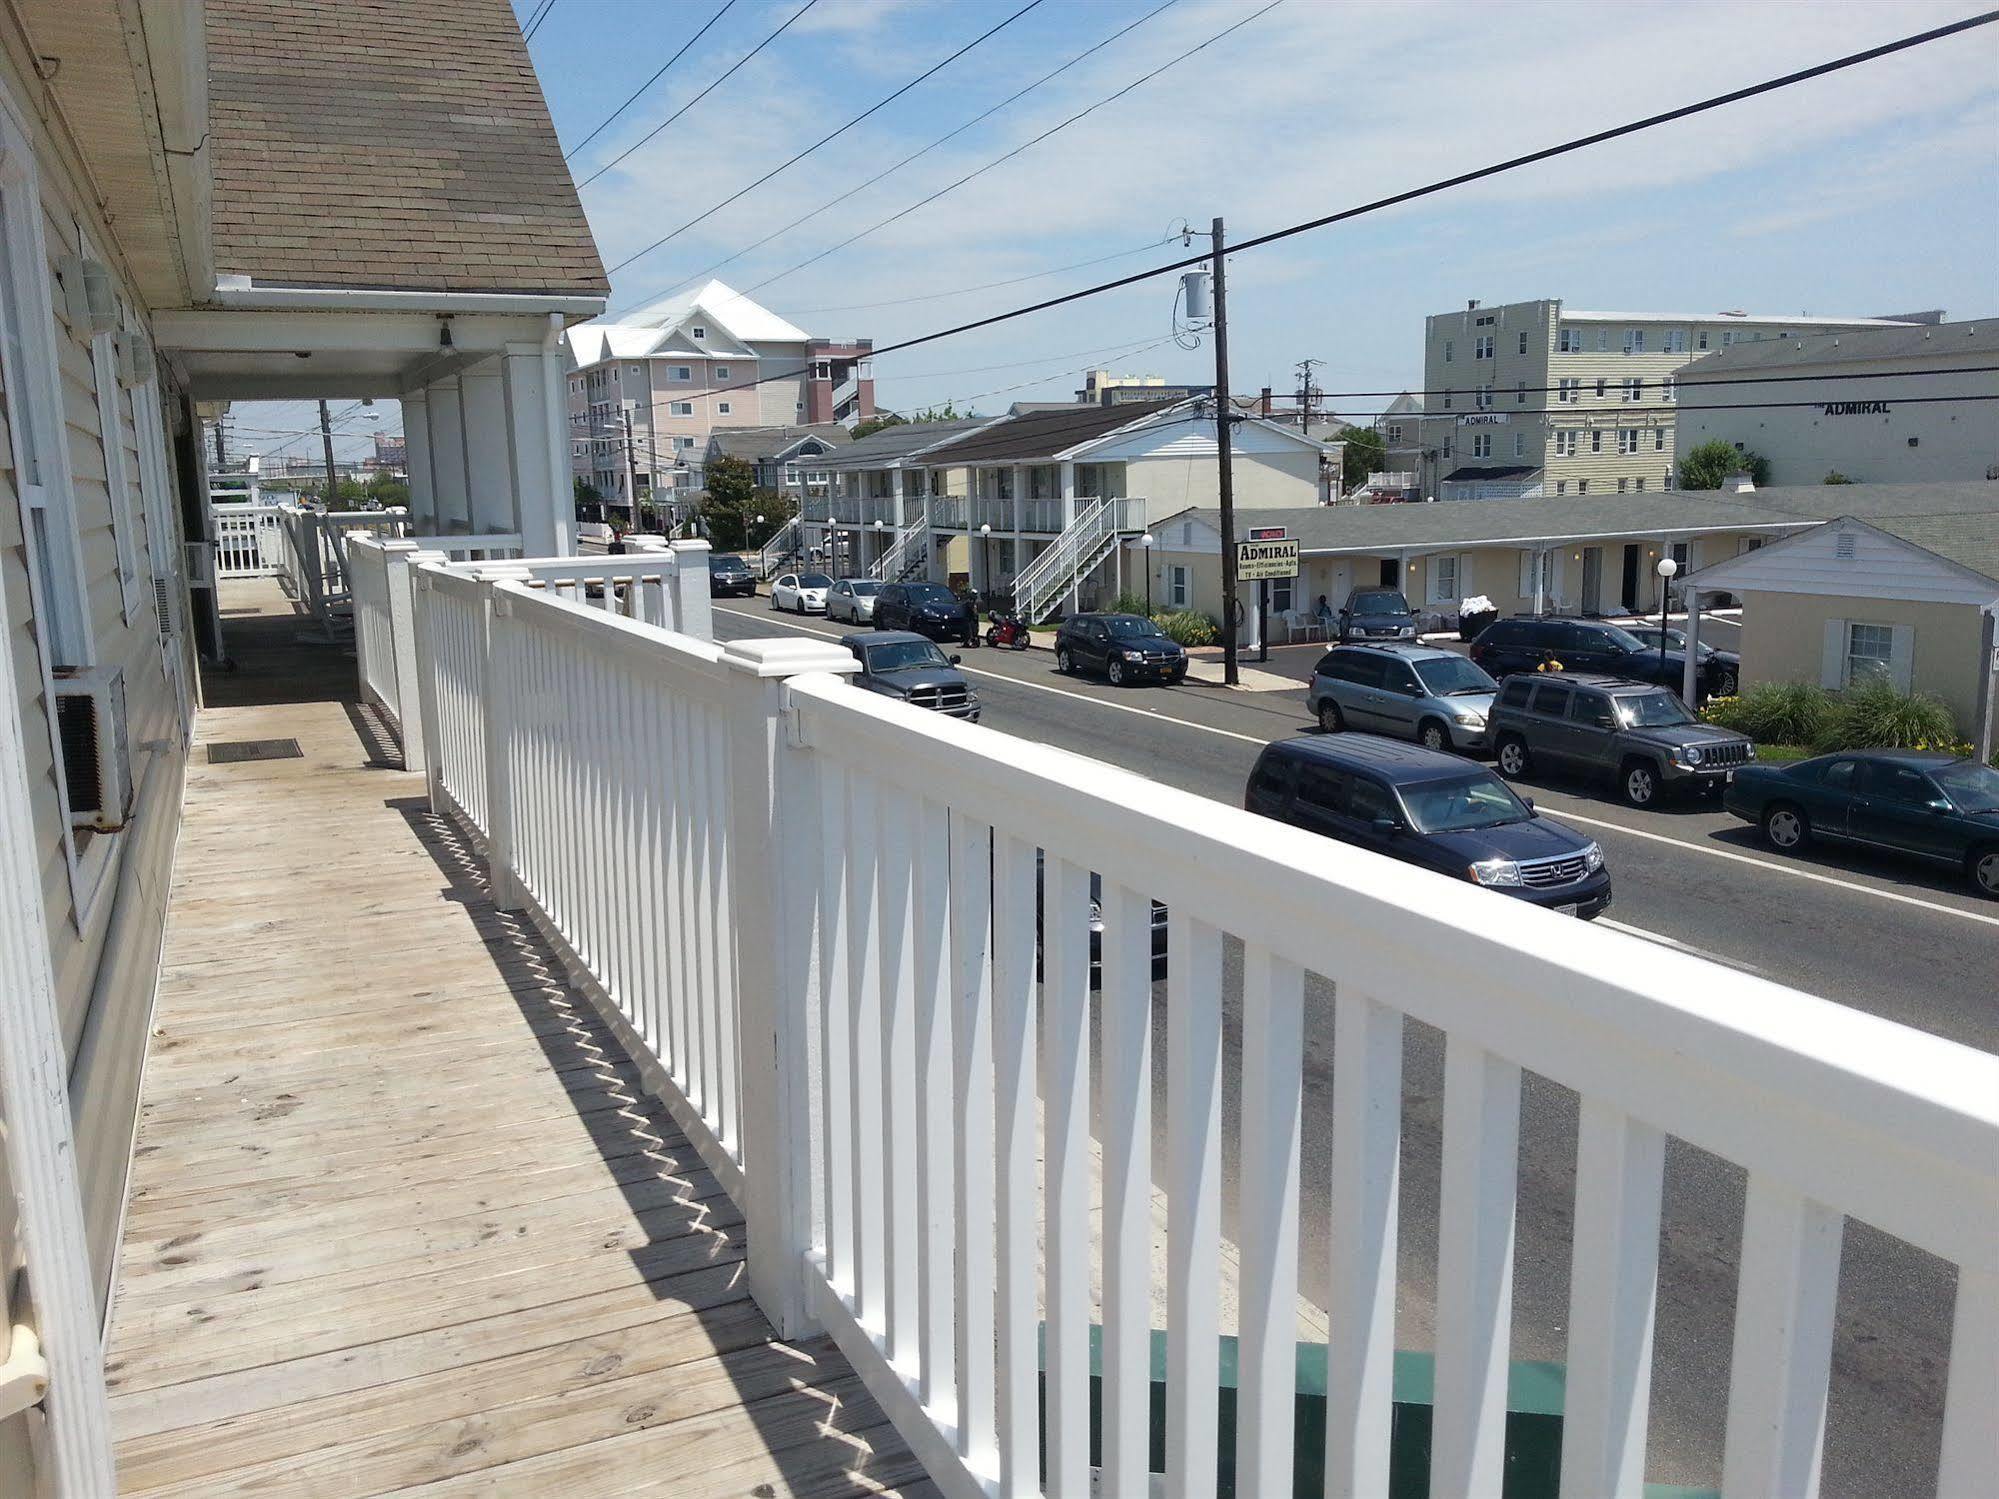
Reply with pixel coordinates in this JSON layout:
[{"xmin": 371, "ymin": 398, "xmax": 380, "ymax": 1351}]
[{"xmin": 984, "ymin": 611, "xmax": 1032, "ymax": 651}]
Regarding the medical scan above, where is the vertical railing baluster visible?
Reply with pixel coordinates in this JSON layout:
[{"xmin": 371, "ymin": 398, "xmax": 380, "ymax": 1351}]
[
  {"xmin": 910, "ymin": 796, "xmax": 956, "ymax": 1415},
  {"xmin": 684, "ymin": 702, "xmax": 715, "ymax": 1122},
  {"xmin": 1560, "ymin": 1098, "xmax": 1664, "ymax": 1499},
  {"xmin": 845, "ymin": 772, "xmax": 887, "ymax": 1331},
  {"xmin": 1167, "ymin": 913, "xmax": 1223, "ymax": 1499},
  {"xmin": 706, "ymin": 712, "xmax": 739, "ymax": 1159},
  {"xmin": 1433, "ymin": 1039, "xmax": 1522, "ymax": 1499},
  {"xmin": 817, "ymin": 761, "xmax": 853, "ymax": 1294},
  {"xmin": 876, "ymin": 793, "xmax": 920, "ymax": 1370},
  {"xmin": 1099, "ymin": 877, "xmax": 1154, "ymax": 1498},
  {"xmin": 949, "ymin": 811, "xmax": 996, "ymax": 1472},
  {"xmin": 1237, "ymin": 942, "xmax": 1305, "ymax": 1498},
  {"xmin": 1720, "ymin": 1175, "xmax": 1842, "ymax": 1499},
  {"xmin": 1325, "ymin": 990, "xmax": 1403, "ymax": 1499},
  {"xmin": 990, "ymin": 832, "xmax": 1039, "ymax": 1498},
  {"xmin": 1043, "ymin": 854, "xmax": 1093, "ymax": 1497},
  {"xmin": 663, "ymin": 691, "xmax": 690, "ymax": 1084},
  {"xmin": 1938, "ymin": 1266, "xmax": 1999, "ymax": 1498}
]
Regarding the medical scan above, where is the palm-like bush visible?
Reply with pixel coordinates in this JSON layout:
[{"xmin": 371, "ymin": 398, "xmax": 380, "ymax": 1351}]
[
  {"xmin": 1153, "ymin": 611, "xmax": 1220, "ymax": 647},
  {"xmin": 1813, "ymin": 681, "xmax": 1958, "ymax": 752},
  {"xmin": 1700, "ymin": 681, "xmax": 1832, "ymax": 746}
]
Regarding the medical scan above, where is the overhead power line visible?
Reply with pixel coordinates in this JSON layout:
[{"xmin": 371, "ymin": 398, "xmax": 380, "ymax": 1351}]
[
  {"xmin": 783, "ymin": 236, "xmax": 1185, "ymax": 316},
  {"xmin": 739, "ymin": 0, "xmax": 1284, "ymax": 299},
  {"xmin": 576, "ymin": 0, "xmax": 822, "ymax": 191},
  {"xmin": 1267, "ymin": 364, "xmax": 1999, "ymax": 402},
  {"xmin": 817, "ymin": 8, "xmax": 1999, "ymax": 365},
  {"xmin": 656, "ymin": 0, "xmax": 1186, "ymax": 296},
  {"xmin": 564, "ymin": 0, "xmax": 743, "ymax": 160},
  {"xmin": 522, "ymin": 0, "xmax": 558, "ymax": 43},
  {"xmin": 596, "ymin": 11, "xmax": 1999, "ymax": 416},
  {"xmin": 604, "ymin": 0, "xmax": 1053, "ymax": 276}
]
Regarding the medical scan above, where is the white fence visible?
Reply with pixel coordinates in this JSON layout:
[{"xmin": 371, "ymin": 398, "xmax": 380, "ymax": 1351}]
[
  {"xmin": 405, "ymin": 569, "xmax": 1999, "ymax": 1499},
  {"xmin": 357, "ymin": 535, "xmax": 710, "ymax": 775},
  {"xmin": 209, "ymin": 502, "xmax": 288, "ymax": 578}
]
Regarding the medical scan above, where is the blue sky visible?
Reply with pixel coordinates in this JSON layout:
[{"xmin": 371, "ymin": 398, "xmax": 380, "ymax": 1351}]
[{"xmin": 236, "ymin": 0, "xmax": 1998, "ymax": 459}]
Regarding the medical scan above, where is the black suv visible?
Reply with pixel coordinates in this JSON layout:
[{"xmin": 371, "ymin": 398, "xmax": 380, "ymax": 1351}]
[
  {"xmin": 874, "ymin": 581, "xmax": 977, "ymax": 644},
  {"xmin": 1244, "ymin": 734, "xmax": 1610, "ymax": 917},
  {"xmin": 840, "ymin": 631, "xmax": 980, "ymax": 721},
  {"xmin": 1054, "ymin": 613, "xmax": 1188, "ymax": 685},
  {"xmin": 1488, "ymin": 672, "xmax": 1755, "ymax": 807},
  {"xmin": 1470, "ymin": 616, "xmax": 1730, "ymax": 699},
  {"xmin": 707, "ymin": 553, "xmax": 756, "ymax": 597},
  {"xmin": 1335, "ymin": 586, "xmax": 1419, "ymax": 643}
]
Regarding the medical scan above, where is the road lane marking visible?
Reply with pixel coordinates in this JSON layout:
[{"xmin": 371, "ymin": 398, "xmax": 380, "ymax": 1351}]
[
  {"xmin": 714, "ymin": 603, "xmax": 1999, "ymax": 929},
  {"xmin": 1553, "ymin": 808, "xmax": 1999, "ymax": 930},
  {"xmin": 1597, "ymin": 917, "xmax": 1766, "ymax": 974}
]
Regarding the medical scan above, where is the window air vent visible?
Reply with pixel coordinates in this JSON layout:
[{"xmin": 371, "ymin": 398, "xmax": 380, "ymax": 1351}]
[{"xmin": 53, "ymin": 666, "xmax": 133, "ymax": 831}]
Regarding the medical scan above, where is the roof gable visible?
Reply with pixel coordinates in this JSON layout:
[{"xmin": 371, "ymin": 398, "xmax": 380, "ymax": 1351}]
[
  {"xmin": 1688, "ymin": 515, "xmax": 1999, "ymax": 604},
  {"xmin": 622, "ymin": 279, "xmax": 810, "ymax": 345},
  {"xmin": 1072, "ymin": 407, "xmax": 1328, "ymax": 462},
  {"xmin": 917, "ymin": 400, "xmax": 1186, "ymax": 466}
]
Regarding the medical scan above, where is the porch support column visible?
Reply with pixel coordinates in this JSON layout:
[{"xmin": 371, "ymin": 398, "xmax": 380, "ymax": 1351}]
[
  {"xmin": 427, "ymin": 376, "xmax": 470, "ymax": 534},
  {"xmin": 892, "ymin": 466, "xmax": 906, "ymax": 530},
  {"xmin": 402, "ymin": 388, "xmax": 436, "ymax": 529},
  {"xmin": 461, "ymin": 360, "xmax": 514, "ymax": 538},
  {"xmin": 1530, "ymin": 547, "xmax": 1546, "ymax": 616},
  {"xmin": 506, "ymin": 328, "xmax": 571, "ymax": 556},
  {"xmin": 1060, "ymin": 460, "xmax": 1079, "ymax": 613},
  {"xmin": 1682, "ymin": 589, "xmax": 1703, "ymax": 707}
]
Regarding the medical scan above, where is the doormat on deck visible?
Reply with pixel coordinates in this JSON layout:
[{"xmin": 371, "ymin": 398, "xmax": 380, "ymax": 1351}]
[{"xmin": 206, "ymin": 739, "xmax": 303, "ymax": 764}]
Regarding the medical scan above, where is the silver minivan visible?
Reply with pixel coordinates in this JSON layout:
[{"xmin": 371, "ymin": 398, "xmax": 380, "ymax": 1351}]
[{"xmin": 1307, "ymin": 643, "xmax": 1499, "ymax": 754}]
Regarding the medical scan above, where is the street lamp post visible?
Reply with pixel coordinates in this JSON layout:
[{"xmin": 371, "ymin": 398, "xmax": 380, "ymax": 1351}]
[
  {"xmin": 978, "ymin": 522, "xmax": 993, "ymax": 600},
  {"xmin": 1656, "ymin": 555, "xmax": 1679, "ymax": 680},
  {"xmin": 1141, "ymin": 532, "xmax": 1155, "ymax": 615}
]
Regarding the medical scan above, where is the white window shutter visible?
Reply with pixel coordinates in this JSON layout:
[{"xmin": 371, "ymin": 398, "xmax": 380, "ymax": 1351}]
[
  {"xmin": 1460, "ymin": 553, "xmax": 1475, "ymax": 604},
  {"xmin": 1887, "ymin": 624, "xmax": 1915, "ymax": 693},
  {"xmin": 1519, "ymin": 549, "xmax": 1534, "ymax": 597},
  {"xmin": 1820, "ymin": 618, "xmax": 1847, "ymax": 689}
]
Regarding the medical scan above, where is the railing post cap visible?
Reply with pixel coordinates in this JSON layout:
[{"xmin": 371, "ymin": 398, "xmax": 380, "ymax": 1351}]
[
  {"xmin": 670, "ymin": 538, "xmax": 712, "ymax": 556},
  {"xmin": 378, "ymin": 537, "xmax": 422, "ymax": 555},
  {"xmin": 717, "ymin": 636, "xmax": 859, "ymax": 679}
]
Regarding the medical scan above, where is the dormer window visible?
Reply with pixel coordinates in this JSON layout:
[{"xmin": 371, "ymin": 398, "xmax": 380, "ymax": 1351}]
[{"xmin": 691, "ymin": 325, "xmax": 706, "ymax": 340}]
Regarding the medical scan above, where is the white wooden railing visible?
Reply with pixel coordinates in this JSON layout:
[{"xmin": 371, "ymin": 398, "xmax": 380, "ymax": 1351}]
[
  {"xmin": 869, "ymin": 515, "xmax": 929, "ymax": 582},
  {"xmin": 1010, "ymin": 496, "xmax": 1140, "ymax": 623},
  {"xmin": 404, "ymin": 571, "xmax": 1999, "ymax": 1499},
  {"xmin": 209, "ymin": 501, "xmax": 288, "ymax": 578},
  {"xmin": 356, "ymin": 535, "xmax": 709, "ymax": 776}
]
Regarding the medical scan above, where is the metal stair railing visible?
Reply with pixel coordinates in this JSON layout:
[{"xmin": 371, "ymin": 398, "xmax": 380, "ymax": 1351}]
[
  {"xmin": 1012, "ymin": 498, "xmax": 1119, "ymax": 624},
  {"xmin": 758, "ymin": 517, "xmax": 803, "ymax": 578},
  {"xmin": 868, "ymin": 513, "xmax": 928, "ymax": 581}
]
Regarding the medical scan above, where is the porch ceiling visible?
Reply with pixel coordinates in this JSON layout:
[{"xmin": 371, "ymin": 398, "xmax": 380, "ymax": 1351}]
[{"xmin": 154, "ymin": 306, "xmax": 568, "ymax": 400}]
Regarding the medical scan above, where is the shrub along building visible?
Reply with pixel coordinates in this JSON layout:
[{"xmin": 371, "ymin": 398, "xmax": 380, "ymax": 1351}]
[{"xmin": 1423, "ymin": 299, "xmax": 1933, "ymax": 501}]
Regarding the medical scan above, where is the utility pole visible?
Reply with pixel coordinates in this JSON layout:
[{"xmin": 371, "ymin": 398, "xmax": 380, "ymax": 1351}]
[
  {"xmin": 1295, "ymin": 357, "xmax": 1324, "ymax": 433},
  {"xmin": 318, "ymin": 400, "xmax": 339, "ymax": 509},
  {"xmin": 1212, "ymin": 216, "xmax": 1240, "ymax": 687},
  {"xmin": 620, "ymin": 406, "xmax": 640, "ymax": 527},
  {"xmin": 212, "ymin": 418, "xmax": 226, "ymax": 471}
]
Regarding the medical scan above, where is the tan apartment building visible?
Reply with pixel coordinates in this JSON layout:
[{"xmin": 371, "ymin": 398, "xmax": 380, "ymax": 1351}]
[
  {"xmin": 1422, "ymin": 300, "xmax": 1928, "ymax": 501},
  {"xmin": 566, "ymin": 280, "xmax": 873, "ymax": 509}
]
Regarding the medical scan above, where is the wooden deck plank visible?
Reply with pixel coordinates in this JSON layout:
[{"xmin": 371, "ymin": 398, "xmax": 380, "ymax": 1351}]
[{"xmin": 106, "ymin": 582, "xmax": 924, "ymax": 1498}]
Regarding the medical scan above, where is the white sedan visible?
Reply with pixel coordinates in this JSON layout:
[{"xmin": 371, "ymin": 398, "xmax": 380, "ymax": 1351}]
[
  {"xmin": 827, "ymin": 578, "xmax": 880, "ymax": 624},
  {"xmin": 769, "ymin": 571, "xmax": 832, "ymax": 614}
]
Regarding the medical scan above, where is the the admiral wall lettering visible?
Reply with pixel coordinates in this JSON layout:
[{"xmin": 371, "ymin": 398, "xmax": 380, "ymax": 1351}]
[{"xmin": 1820, "ymin": 401, "xmax": 1891, "ymax": 416}]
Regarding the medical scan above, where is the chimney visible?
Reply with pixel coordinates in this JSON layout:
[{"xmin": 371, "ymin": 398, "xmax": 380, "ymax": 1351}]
[
  {"xmin": 1467, "ymin": 299, "xmax": 1480, "ymax": 311},
  {"xmin": 1259, "ymin": 386, "xmax": 1272, "ymax": 416},
  {"xmin": 1724, "ymin": 470, "xmax": 1756, "ymax": 494}
]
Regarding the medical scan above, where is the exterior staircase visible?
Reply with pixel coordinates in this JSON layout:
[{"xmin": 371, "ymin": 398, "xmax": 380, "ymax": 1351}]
[
  {"xmin": 758, "ymin": 516, "xmax": 803, "ymax": 577},
  {"xmin": 868, "ymin": 514, "xmax": 929, "ymax": 582},
  {"xmin": 1011, "ymin": 497, "xmax": 1142, "ymax": 624}
]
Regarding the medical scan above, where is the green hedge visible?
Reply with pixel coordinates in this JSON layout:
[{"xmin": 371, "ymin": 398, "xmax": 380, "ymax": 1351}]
[{"xmin": 1701, "ymin": 680, "xmax": 1969, "ymax": 756}]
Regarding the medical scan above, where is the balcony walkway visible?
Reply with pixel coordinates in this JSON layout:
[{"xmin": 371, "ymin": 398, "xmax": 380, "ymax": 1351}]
[{"xmin": 102, "ymin": 580, "xmax": 931, "ymax": 1498}]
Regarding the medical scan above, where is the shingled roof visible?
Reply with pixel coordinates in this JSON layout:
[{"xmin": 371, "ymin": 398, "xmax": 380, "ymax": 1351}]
[
  {"xmin": 204, "ymin": 0, "xmax": 608, "ymax": 297},
  {"xmin": 918, "ymin": 400, "xmax": 1184, "ymax": 465}
]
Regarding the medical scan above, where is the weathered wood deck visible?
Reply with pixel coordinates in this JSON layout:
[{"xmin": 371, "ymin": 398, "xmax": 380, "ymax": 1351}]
[{"xmin": 103, "ymin": 581, "xmax": 932, "ymax": 1497}]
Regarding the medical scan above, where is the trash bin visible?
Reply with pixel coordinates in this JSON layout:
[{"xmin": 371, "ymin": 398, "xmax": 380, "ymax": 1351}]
[{"xmin": 1457, "ymin": 595, "xmax": 1498, "ymax": 643}]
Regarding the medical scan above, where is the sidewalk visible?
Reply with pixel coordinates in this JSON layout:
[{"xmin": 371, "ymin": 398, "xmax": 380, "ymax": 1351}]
[{"xmin": 1182, "ymin": 655, "xmax": 1305, "ymax": 692}]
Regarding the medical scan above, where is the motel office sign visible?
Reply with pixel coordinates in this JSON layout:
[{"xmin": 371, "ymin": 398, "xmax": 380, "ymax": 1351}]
[
  {"xmin": 1820, "ymin": 401, "xmax": 1892, "ymax": 415},
  {"xmin": 1237, "ymin": 528, "xmax": 1300, "ymax": 581}
]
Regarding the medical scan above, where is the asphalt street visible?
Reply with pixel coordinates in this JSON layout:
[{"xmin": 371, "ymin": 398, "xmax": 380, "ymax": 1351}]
[{"xmin": 713, "ymin": 596, "xmax": 1993, "ymax": 1496}]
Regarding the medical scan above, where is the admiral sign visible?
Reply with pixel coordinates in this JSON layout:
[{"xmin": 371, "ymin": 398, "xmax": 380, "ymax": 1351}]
[
  {"xmin": 1819, "ymin": 401, "xmax": 1891, "ymax": 416},
  {"xmin": 1236, "ymin": 533, "xmax": 1299, "ymax": 581}
]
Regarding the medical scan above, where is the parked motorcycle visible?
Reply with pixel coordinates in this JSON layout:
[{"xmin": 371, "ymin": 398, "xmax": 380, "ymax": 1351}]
[{"xmin": 984, "ymin": 611, "xmax": 1032, "ymax": 651}]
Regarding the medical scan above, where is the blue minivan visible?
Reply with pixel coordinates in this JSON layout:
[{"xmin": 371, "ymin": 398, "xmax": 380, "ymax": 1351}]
[{"xmin": 1244, "ymin": 733, "xmax": 1611, "ymax": 917}]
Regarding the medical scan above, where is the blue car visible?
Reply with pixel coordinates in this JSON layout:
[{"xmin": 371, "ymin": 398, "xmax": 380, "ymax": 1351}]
[
  {"xmin": 1724, "ymin": 750, "xmax": 1999, "ymax": 897},
  {"xmin": 1244, "ymin": 733, "xmax": 1611, "ymax": 918}
]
